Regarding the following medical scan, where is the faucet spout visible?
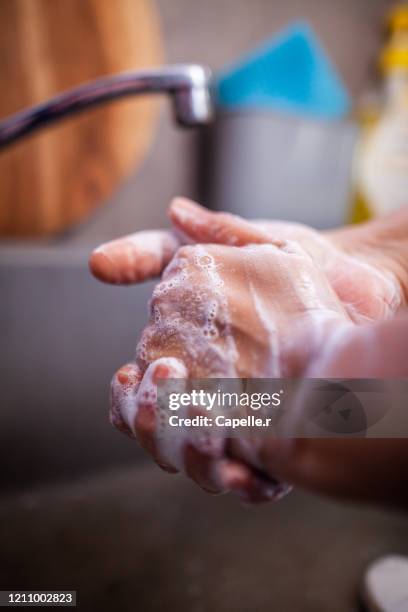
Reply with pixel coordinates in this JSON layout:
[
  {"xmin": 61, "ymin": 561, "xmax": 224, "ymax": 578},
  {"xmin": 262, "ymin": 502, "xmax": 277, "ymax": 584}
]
[{"xmin": 0, "ymin": 64, "xmax": 214, "ymax": 150}]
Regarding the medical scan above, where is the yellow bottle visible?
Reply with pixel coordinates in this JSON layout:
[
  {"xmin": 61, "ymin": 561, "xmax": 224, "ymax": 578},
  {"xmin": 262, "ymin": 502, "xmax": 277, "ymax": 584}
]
[{"xmin": 351, "ymin": 3, "xmax": 408, "ymax": 223}]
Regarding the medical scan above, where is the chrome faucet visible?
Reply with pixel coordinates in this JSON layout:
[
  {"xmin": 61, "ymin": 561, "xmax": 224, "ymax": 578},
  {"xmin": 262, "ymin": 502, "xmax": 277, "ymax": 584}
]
[{"xmin": 0, "ymin": 64, "xmax": 213, "ymax": 150}]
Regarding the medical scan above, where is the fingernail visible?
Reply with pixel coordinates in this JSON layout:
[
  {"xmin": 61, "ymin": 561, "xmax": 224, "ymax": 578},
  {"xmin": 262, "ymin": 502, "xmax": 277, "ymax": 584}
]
[
  {"xmin": 117, "ymin": 369, "xmax": 130, "ymax": 385},
  {"xmin": 157, "ymin": 461, "xmax": 178, "ymax": 474},
  {"xmin": 170, "ymin": 198, "xmax": 206, "ymax": 229},
  {"xmin": 89, "ymin": 249, "xmax": 118, "ymax": 283},
  {"xmin": 152, "ymin": 364, "xmax": 170, "ymax": 383},
  {"xmin": 217, "ymin": 461, "xmax": 248, "ymax": 491},
  {"xmin": 171, "ymin": 197, "xmax": 196, "ymax": 216}
]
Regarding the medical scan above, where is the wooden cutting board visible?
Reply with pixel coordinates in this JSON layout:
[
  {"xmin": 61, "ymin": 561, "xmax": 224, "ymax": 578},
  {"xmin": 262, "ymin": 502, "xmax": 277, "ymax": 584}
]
[{"xmin": 0, "ymin": 0, "xmax": 163, "ymax": 237}]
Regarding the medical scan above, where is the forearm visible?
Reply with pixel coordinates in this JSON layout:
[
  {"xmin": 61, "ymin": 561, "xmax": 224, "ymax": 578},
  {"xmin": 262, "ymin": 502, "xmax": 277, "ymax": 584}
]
[{"xmin": 260, "ymin": 312, "xmax": 408, "ymax": 509}]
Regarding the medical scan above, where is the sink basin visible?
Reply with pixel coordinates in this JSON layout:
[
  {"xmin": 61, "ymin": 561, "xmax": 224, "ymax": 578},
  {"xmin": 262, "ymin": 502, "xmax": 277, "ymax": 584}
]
[{"xmin": 0, "ymin": 246, "xmax": 154, "ymax": 493}]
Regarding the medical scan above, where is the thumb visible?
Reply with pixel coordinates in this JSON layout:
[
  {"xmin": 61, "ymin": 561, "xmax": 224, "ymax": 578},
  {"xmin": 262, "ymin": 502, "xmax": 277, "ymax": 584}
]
[{"xmin": 89, "ymin": 230, "xmax": 180, "ymax": 285}]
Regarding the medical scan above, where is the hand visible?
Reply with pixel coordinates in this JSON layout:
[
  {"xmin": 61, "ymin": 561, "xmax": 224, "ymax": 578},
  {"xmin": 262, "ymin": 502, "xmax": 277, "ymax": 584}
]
[
  {"xmin": 90, "ymin": 200, "xmax": 407, "ymax": 504},
  {"xmin": 110, "ymin": 236, "xmax": 352, "ymax": 501},
  {"xmin": 260, "ymin": 312, "xmax": 408, "ymax": 509},
  {"xmin": 90, "ymin": 198, "xmax": 406, "ymax": 323}
]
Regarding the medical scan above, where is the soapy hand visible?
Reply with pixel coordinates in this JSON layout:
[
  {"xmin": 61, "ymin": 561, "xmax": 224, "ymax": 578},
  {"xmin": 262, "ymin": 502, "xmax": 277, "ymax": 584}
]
[
  {"xmin": 109, "ymin": 235, "xmax": 352, "ymax": 501},
  {"xmin": 90, "ymin": 200, "xmax": 406, "ymax": 503},
  {"xmin": 90, "ymin": 198, "xmax": 404, "ymax": 324}
]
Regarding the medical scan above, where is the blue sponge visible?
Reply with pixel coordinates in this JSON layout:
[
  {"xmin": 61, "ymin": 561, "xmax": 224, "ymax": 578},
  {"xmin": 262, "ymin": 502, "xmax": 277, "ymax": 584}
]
[{"xmin": 216, "ymin": 23, "xmax": 350, "ymax": 119}]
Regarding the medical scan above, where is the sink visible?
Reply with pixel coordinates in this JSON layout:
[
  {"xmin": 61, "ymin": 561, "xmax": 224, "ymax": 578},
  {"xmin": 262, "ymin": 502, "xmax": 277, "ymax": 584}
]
[{"xmin": 0, "ymin": 246, "xmax": 154, "ymax": 493}]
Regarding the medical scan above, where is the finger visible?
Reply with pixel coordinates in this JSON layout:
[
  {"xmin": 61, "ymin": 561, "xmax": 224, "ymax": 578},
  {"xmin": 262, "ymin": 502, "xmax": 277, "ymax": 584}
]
[
  {"xmin": 184, "ymin": 443, "xmax": 225, "ymax": 494},
  {"xmin": 169, "ymin": 197, "xmax": 285, "ymax": 248},
  {"xmin": 259, "ymin": 438, "xmax": 408, "ymax": 508},
  {"xmin": 134, "ymin": 357, "xmax": 188, "ymax": 473},
  {"xmin": 180, "ymin": 402, "xmax": 227, "ymax": 494},
  {"xmin": 89, "ymin": 230, "xmax": 180, "ymax": 285},
  {"xmin": 218, "ymin": 459, "xmax": 290, "ymax": 504},
  {"xmin": 227, "ymin": 437, "xmax": 290, "ymax": 503},
  {"xmin": 110, "ymin": 362, "xmax": 142, "ymax": 437}
]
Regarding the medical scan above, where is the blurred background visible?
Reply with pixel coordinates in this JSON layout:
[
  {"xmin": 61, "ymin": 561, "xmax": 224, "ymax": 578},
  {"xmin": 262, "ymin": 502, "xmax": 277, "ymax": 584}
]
[{"xmin": 1, "ymin": 1, "xmax": 408, "ymax": 610}]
